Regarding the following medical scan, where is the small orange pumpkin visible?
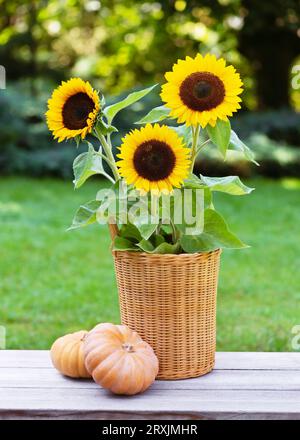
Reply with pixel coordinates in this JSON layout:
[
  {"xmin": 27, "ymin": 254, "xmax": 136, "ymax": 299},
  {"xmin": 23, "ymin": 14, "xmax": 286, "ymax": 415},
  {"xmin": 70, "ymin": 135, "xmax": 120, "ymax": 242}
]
[
  {"xmin": 50, "ymin": 330, "xmax": 91, "ymax": 378},
  {"xmin": 84, "ymin": 323, "xmax": 159, "ymax": 395}
]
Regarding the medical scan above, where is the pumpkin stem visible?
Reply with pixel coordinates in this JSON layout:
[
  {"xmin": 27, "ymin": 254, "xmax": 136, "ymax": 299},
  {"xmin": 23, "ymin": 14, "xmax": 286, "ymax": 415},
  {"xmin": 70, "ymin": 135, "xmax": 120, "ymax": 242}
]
[
  {"xmin": 81, "ymin": 333, "xmax": 87, "ymax": 342},
  {"xmin": 122, "ymin": 343, "xmax": 135, "ymax": 353}
]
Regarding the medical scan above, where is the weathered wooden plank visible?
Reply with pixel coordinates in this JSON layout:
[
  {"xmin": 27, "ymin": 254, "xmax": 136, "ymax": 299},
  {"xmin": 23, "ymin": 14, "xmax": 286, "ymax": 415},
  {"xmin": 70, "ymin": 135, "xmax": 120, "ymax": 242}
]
[
  {"xmin": 1, "ymin": 350, "xmax": 300, "ymax": 370},
  {"xmin": 0, "ymin": 388, "xmax": 299, "ymax": 420},
  {"xmin": 0, "ymin": 350, "xmax": 51, "ymax": 368},
  {"xmin": 0, "ymin": 368, "xmax": 299, "ymax": 391},
  {"xmin": 2, "ymin": 410, "xmax": 300, "ymax": 420},
  {"xmin": 1, "ymin": 351, "xmax": 300, "ymax": 420},
  {"xmin": 216, "ymin": 352, "xmax": 300, "ymax": 370}
]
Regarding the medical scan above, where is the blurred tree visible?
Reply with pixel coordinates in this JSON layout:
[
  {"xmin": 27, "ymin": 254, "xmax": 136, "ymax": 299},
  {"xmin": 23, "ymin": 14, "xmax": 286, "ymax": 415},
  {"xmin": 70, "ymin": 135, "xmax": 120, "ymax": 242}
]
[
  {"xmin": 1, "ymin": 0, "xmax": 300, "ymax": 177},
  {"xmin": 0, "ymin": 0, "xmax": 299, "ymax": 108},
  {"xmin": 238, "ymin": 0, "xmax": 300, "ymax": 109}
]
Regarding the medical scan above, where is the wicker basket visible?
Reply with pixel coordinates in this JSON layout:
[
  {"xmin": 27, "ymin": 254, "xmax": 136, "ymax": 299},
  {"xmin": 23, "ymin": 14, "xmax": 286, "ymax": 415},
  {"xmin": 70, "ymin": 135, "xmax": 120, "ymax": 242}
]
[{"xmin": 111, "ymin": 227, "xmax": 221, "ymax": 380}]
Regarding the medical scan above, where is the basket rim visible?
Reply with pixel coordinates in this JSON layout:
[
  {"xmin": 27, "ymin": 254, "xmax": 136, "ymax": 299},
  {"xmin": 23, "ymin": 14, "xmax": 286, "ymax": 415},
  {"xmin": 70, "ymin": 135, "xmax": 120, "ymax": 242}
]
[{"xmin": 112, "ymin": 248, "xmax": 221, "ymax": 259}]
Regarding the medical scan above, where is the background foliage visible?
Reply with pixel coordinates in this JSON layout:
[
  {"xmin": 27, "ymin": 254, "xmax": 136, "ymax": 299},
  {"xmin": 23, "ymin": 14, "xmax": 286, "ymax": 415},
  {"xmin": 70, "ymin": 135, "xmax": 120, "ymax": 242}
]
[{"xmin": 0, "ymin": 0, "xmax": 299, "ymax": 177}]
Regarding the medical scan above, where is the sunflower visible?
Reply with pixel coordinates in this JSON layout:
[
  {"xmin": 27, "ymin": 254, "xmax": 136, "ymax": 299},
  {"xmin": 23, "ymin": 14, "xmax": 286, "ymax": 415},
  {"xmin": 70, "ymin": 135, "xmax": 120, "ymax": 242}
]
[
  {"xmin": 161, "ymin": 54, "xmax": 243, "ymax": 128},
  {"xmin": 117, "ymin": 124, "xmax": 190, "ymax": 193},
  {"xmin": 46, "ymin": 78, "xmax": 100, "ymax": 142}
]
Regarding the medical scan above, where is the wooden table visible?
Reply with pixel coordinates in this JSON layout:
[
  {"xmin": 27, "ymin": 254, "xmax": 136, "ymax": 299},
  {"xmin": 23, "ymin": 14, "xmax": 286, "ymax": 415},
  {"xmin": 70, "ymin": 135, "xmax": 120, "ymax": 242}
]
[{"xmin": 0, "ymin": 351, "xmax": 300, "ymax": 420}]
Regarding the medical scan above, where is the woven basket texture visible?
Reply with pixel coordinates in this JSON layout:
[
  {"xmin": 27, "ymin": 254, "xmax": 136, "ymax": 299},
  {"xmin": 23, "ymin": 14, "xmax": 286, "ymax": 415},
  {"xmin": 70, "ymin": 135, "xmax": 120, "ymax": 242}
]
[{"xmin": 112, "ymin": 249, "xmax": 221, "ymax": 380}]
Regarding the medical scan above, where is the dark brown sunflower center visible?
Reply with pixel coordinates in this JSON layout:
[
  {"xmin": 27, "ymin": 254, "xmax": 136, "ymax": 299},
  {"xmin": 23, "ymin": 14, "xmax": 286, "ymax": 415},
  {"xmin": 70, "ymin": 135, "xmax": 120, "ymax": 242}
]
[
  {"xmin": 62, "ymin": 92, "xmax": 95, "ymax": 130},
  {"xmin": 179, "ymin": 72, "xmax": 225, "ymax": 111},
  {"xmin": 133, "ymin": 140, "xmax": 176, "ymax": 181}
]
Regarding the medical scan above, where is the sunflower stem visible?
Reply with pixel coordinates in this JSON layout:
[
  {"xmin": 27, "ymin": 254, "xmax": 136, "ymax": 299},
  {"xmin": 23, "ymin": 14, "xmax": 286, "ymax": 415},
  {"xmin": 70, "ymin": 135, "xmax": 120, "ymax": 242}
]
[
  {"xmin": 95, "ymin": 150, "xmax": 115, "ymax": 170},
  {"xmin": 94, "ymin": 156, "xmax": 116, "ymax": 184},
  {"xmin": 195, "ymin": 138, "xmax": 211, "ymax": 156},
  {"xmin": 156, "ymin": 219, "xmax": 161, "ymax": 235},
  {"xmin": 190, "ymin": 124, "xmax": 200, "ymax": 174},
  {"xmin": 94, "ymin": 128, "xmax": 120, "ymax": 182},
  {"xmin": 170, "ymin": 218, "xmax": 177, "ymax": 244},
  {"xmin": 151, "ymin": 193, "xmax": 160, "ymax": 226}
]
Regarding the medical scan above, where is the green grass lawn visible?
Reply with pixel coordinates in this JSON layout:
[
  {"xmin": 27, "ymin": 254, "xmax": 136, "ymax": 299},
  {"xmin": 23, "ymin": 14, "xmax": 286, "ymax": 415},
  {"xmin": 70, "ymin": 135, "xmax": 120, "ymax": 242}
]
[{"xmin": 0, "ymin": 176, "xmax": 299, "ymax": 351}]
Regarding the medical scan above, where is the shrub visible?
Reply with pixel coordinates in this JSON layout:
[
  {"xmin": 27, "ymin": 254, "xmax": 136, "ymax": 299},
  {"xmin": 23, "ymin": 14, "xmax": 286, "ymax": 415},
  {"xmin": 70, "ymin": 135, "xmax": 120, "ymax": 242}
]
[
  {"xmin": 0, "ymin": 80, "xmax": 87, "ymax": 177},
  {"xmin": 231, "ymin": 109, "xmax": 300, "ymax": 147},
  {"xmin": 194, "ymin": 134, "xmax": 300, "ymax": 178},
  {"xmin": 0, "ymin": 81, "xmax": 299, "ymax": 178}
]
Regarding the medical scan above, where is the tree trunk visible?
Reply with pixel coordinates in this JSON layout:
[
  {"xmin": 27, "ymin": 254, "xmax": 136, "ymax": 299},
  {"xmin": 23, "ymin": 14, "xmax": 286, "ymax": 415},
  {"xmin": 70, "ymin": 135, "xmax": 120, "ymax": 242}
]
[{"xmin": 238, "ymin": 0, "xmax": 300, "ymax": 109}]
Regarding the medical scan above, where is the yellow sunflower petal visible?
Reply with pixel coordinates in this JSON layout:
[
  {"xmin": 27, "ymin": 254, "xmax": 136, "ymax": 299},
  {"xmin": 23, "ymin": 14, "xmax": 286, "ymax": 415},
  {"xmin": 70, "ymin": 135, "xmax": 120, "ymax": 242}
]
[
  {"xmin": 116, "ymin": 124, "xmax": 190, "ymax": 194},
  {"xmin": 161, "ymin": 54, "xmax": 243, "ymax": 128},
  {"xmin": 46, "ymin": 78, "xmax": 100, "ymax": 142}
]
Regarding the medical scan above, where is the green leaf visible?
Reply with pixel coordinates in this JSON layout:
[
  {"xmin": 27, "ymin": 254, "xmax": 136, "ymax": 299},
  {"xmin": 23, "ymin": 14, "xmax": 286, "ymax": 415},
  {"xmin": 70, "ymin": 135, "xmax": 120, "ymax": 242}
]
[
  {"xmin": 95, "ymin": 185, "xmax": 122, "ymax": 224},
  {"xmin": 229, "ymin": 130, "xmax": 259, "ymax": 165},
  {"xmin": 73, "ymin": 145, "xmax": 94, "ymax": 189},
  {"xmin": 174, "ymin": 186, "xmax": 205, "ymax": 235},
  {"xmin": 133, "ymin": 220, "xmax": 158, "ymax": 240},
  {"xmin": 200, "ymin": 174, "xmax": 254, "ymax": 195},
  {"xmin": 205, "ymin": 189, "xmax": 214, "ymax": 208},
  {"xmin": 160, "ymin": 224, "xmax": 173, "ymax": 235},
  {"xmin": 104, "ymin": 84, "xmax": 157, "ymax": 124},
  {"xmin": 118, "ymin": 223, "xmax": 141, "ymax": 242},
  {"xmin": 70, "ymin": 182, "xmax": 121, "ymax": 231},
  {"xmin": 180, "ymin": 208, "xmax": 248, "ymax": 253},
  {"xmin": 75, "ymin": 135, "xmax": 81, "ymax": 148},
  {"xmin": 100, "ymin": 93, "xmax": 106, "ymax": 107},
  {"xmin": 135, "ymin": 105, "xmax": 171, "ymax": 124},
  {"xmin": 136, "ymin": 239, "xmax": 154, "ymax": 252},
  {"xmin": 153, "ymin": 234, "xmax": 166, "ymax": 247},
  {"xmin": 153, "ymin": 241, "xmax": 181, "ymax": 254},
  {"xmin": 184, "ymin": 174, "xmax": 205, "ymax": 189},
  {"xmin": 206, "ymin": 119, "xmax": 231, "ymax": 158},
  {"xmin": 95, "ymin": 118, "xmax": 118, "ymax": 135},
  {"xmin": 73, "ymin": 143, "xmax": 107, "ymax": 189},
  {"xmin": 183, "ymin": 176, "xmax": 213, "ymax": 208},
  {"xmin": 68, "ymin": 200, "xmax": 101, "ymax": 230},
  {"xmin": 128, "ymin": 201, "xmax": 159, "ymax": 239},
  {"xmin": 113, "ymin": 236, "xmax": 138, "ymax": 252},
  {"xmin": 137, "ymin": 239, "xmax": 181, "ymax": 254},
  {"xmin": 172, "ymin": 124, "xmax": 193, "ymax": 146}
]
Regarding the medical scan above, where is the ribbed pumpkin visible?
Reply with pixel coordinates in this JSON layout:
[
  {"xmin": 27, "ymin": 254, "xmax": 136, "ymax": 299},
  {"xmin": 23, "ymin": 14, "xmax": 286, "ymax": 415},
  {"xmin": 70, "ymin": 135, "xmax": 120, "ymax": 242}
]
[
  {"xmin": 50, "ymin": 330, "xmax": 91, "ymax": 378},
  {"xmin": 84, "ymin": 323, "xmax": 159, "ymax": 395}
]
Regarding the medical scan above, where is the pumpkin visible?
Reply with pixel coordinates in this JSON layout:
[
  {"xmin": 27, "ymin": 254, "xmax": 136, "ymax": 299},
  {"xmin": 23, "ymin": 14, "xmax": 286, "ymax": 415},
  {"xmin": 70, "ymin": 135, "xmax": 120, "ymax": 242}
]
[
  {"xmin": 50, "ymin": 330, "xmax": 91, "ymax": 378},
  {"xmin": 84, "ymin": 323, "xmax": 159, "ymax": 395}
]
